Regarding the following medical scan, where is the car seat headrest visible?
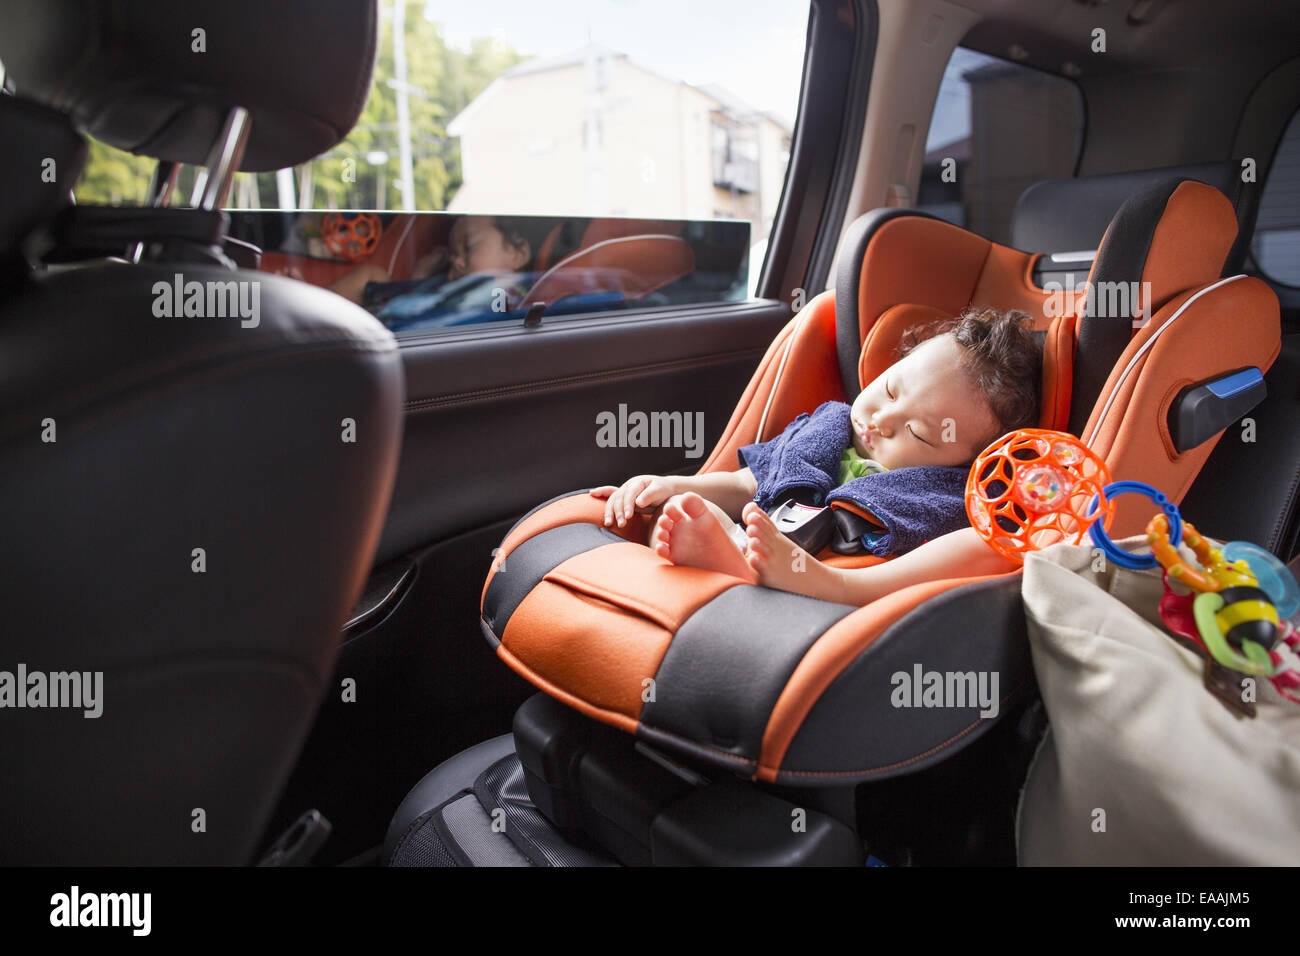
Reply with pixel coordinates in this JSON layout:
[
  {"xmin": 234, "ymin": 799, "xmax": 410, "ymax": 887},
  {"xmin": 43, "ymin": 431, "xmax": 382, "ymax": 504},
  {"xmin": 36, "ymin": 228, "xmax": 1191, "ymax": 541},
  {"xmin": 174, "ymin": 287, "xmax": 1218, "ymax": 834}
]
[
  {"xmin": 0, "ymin": 98, "xmax": 86, "ymax": 271},
  {"xmin": 1069, "ymin": 178, "xmax": 1238, "ymax": 430},
  {"xmin": 855, "ymin": 303, "xmax": 1072, "ymax": 433},
  {"xmin": 1012, "ymin": 163, "xmax": 1238, "ymax": 255},
  {"xmin": 0, "ymin": 0, "xmax": 378, "ymax": 172}
]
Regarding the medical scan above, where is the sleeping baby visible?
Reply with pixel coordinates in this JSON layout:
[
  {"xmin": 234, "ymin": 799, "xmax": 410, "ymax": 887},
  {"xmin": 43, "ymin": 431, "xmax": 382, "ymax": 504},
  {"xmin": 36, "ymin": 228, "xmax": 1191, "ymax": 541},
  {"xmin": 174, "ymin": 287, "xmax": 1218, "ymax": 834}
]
[{"xmin": 590, "ymin": 307, "xmax": 1044, "ymax": 605}]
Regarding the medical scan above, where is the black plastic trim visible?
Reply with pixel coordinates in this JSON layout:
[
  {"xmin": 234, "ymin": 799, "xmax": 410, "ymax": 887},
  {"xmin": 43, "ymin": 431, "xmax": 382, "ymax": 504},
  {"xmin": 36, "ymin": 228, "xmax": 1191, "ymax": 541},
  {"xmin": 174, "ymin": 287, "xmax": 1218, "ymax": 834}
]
[
  {"xmin": 761, "ymin": 0, "xmax": 878, "ymax": 305},
  {"xmin": 1169, "ymin": 368, "xmax": 1268, "ymax": 454},
  {"xmin": 343, "ymin": 557, "xmax": 415, "ymax": 638}
]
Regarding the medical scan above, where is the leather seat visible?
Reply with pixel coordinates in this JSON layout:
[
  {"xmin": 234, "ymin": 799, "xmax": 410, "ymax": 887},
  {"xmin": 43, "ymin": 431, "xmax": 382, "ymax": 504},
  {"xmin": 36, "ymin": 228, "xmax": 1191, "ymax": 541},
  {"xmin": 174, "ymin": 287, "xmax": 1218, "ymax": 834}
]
[{"xmin": 0, "ymin": 0, "xmax": 403, "ymax": 864}]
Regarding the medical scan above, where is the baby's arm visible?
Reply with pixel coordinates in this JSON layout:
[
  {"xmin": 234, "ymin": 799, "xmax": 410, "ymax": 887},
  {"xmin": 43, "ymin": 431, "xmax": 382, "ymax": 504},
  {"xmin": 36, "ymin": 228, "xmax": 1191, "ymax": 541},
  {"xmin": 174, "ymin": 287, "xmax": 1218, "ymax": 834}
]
[
  {"xmin": 592, "ymin": 468, "xmax": 757, "ymax": 528},
  {"xmin": 831, "ymin": 526, "xmax": 1020, "ymax": 604},
  {"xmin": 743, "ymin": 505, "xmax": 1018, "ymax": 605},
  {"xmin": 676, "ymin": 469, "xmax": 758, "ymax": 518}
]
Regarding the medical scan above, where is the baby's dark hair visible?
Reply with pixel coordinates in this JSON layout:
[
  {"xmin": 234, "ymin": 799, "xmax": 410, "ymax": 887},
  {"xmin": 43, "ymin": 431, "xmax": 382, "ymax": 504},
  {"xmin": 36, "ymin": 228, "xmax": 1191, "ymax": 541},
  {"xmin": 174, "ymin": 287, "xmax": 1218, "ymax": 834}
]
[
  {"xmin": 489, "ymin": 215, "xmax": 553, "ymax": 270},
  {"xmin": 897, "ymin": 306, "xmax": 1043, "ymax": 450}
]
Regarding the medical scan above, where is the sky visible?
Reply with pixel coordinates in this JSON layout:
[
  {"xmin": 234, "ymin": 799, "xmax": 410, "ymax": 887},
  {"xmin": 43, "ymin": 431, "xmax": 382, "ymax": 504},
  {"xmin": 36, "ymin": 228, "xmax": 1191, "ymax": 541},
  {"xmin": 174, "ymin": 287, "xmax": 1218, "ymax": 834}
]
[
  {"xmin": 426, "ymin": 0, "xmax": 811, "ymax": 127},
  {"xmin": 926, "ymin": 46, "xmax": 994, "ymax": 153}
]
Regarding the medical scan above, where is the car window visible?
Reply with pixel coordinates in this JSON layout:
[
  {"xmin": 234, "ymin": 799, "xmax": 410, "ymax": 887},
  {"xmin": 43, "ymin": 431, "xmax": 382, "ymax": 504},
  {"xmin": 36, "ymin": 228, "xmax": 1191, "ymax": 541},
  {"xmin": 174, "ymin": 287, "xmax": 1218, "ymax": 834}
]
[
  {"xmin": 73, "ymin": 0, "xmax": 809, "ymax": 330},
  {"xmin": 918, "ymin": 46, "xmax": 1084, "ymax": 247},
  {"xmin": 1251, "ymin": 107, "xmax": 1300, "ymax": 288},
  {"xmin": 226, "ymin": 210, "xmax": 750, "ymax": 334}
]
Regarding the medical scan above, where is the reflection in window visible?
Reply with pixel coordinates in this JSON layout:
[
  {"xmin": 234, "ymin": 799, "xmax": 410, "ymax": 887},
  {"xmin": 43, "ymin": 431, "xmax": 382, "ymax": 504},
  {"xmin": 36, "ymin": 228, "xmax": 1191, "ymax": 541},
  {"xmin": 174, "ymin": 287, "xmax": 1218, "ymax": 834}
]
[{"xmin": 229, "ymin": 211, "xmax": 751, "ymax": 335}]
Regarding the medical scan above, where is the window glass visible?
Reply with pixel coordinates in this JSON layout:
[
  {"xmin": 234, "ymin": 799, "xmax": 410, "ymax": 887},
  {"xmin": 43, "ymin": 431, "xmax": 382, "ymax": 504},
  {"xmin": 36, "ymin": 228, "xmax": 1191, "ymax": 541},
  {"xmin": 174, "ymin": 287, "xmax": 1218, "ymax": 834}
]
[
  {"xmin": 918, "ymin": 46, "xmax": 1084, "ymax": 247},
  {"xmin": 227, "ymin": 210, "xmax": 750, "ymax": 333},
  {"xmin": 73, "ymin": 0, "xmax": 809, "ymax": 325},
  {"xmin": 1252, "ymin": 108, "xmax": 1300, "ymax": 287}
]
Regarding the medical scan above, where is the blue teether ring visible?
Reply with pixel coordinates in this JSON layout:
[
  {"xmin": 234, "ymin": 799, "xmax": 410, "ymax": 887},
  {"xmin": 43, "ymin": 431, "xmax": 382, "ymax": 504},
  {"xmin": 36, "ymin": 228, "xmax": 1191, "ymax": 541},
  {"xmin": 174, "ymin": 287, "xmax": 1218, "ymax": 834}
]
[
  {"xmin": 1223, "ymin": 540, "xmax": 1300, "ymax": 618},
  {"xmin": 1086, "ymin": 480, "xmax": 1182, "ymax": 569}
]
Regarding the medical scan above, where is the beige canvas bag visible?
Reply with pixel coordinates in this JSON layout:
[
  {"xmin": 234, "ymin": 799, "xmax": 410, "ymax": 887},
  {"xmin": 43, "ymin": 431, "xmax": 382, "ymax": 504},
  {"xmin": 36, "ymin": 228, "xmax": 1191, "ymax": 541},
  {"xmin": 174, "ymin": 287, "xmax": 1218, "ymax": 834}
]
[{"xmin": 1017, "ymin": 538, "xmax": 1300, "ymax": 865}]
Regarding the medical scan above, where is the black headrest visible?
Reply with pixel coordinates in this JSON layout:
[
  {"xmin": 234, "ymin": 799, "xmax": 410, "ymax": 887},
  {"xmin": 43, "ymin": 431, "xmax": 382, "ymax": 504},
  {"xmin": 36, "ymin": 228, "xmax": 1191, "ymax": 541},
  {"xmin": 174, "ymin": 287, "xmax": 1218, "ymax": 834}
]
[
  {"xmin": 1012, "ymin": 162, "xmax": 1239, "ymax": 254},
  {"xmin": 0, "ymin": 0, "xmax": 377, "ymax": 172},
  {"xmin": 0, "ymin": 99, "xmax": 86, "ymax": 271}
]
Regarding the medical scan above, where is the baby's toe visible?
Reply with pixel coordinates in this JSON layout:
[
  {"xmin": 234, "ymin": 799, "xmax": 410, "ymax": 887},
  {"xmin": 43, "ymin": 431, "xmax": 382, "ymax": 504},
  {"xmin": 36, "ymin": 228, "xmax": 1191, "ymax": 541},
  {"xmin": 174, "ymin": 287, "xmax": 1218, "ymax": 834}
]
[{"xmin": 678, "ymin": 492, "xmax": 708, "ymax": 519}]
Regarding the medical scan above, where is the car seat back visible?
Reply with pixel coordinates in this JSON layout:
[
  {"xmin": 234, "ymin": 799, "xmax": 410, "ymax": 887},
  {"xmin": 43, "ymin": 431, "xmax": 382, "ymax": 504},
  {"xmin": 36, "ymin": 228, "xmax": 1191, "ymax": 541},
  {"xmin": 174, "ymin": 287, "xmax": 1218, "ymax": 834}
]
[{"xmin": 0, "ymin": 0, "xmax": 404, "ymax": 865}]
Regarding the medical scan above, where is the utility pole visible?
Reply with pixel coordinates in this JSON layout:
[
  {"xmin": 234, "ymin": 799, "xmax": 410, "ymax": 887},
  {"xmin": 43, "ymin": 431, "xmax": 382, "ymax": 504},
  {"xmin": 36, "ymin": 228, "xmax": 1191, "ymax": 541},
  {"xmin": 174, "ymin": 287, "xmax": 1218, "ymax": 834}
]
[{"xmin": 392, "ymin": 0, "xmax": 416, "ymax": 211}]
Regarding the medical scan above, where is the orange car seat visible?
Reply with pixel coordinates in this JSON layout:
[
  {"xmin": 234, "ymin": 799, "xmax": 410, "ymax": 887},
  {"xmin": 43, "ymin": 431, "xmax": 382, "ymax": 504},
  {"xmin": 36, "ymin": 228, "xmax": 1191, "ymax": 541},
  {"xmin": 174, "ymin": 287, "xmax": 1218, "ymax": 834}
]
[{"xmin": 386, "ymin": 177, "xmax": 1280, "ymax": 866}]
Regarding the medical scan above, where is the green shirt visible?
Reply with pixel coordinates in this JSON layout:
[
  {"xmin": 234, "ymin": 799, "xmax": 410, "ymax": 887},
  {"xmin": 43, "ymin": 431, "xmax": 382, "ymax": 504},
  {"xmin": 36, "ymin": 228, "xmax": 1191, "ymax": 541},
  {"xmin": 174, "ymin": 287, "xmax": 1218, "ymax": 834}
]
[{"xmin": 838, "ymin": 446, "xmax": 888, "ymax": 486}]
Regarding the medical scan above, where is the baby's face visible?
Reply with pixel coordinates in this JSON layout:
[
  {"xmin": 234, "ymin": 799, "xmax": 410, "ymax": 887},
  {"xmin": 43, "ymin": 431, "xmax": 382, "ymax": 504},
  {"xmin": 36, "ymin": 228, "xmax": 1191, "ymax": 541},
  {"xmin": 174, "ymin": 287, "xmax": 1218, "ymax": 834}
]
[
  {"xmin": 849, "ymin": 333, "xmax": 1000, "ymax": 470},
  {"xmin": 447, "ymin": 216, "xmax": 529, "ymax": 280}
]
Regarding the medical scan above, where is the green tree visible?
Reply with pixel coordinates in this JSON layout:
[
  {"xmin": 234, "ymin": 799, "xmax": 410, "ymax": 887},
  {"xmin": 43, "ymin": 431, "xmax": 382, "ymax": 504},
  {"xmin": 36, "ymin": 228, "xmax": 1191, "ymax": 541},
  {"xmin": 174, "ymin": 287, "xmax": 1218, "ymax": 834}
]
[
  {"xmin": 75, "ymin": 138, "xmax": 155, "ymax": 205},
  {"xmin": 73, "ymin": 2, "xmax": 524, "ymax": 211},
  {"xmin": 317, "ymin": 1, "xmax": 524, "ymax": 210}
]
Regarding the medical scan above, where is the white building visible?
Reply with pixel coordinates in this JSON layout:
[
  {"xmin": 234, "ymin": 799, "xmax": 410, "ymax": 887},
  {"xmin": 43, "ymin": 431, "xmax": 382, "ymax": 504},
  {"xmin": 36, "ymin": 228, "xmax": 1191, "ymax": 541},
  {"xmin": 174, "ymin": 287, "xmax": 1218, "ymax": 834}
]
[{"xmin": 447, "ymin": 44, "xmax": 791, "ymax": 243}]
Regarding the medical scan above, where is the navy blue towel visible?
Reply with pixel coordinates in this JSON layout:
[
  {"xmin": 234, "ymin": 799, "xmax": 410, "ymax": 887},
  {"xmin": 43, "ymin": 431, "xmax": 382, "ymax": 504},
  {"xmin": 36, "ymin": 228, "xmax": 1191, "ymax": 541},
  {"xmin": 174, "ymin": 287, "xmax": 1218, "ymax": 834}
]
[{"xmin": 739, "ymin": 401, "xmax": 970, "ymax": 556}]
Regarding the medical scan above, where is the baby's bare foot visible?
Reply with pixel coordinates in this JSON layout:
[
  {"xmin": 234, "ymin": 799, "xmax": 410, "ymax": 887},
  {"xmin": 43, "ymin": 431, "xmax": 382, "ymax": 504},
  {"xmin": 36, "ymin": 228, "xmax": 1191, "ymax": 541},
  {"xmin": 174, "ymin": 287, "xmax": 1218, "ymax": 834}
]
[
  {"xmin": 743, "ymin": 503, "xmax": 846, "ymax": 602},
  {"xmin": 652, "ymin": 493, "xmax": 757, "ymax": 582}
]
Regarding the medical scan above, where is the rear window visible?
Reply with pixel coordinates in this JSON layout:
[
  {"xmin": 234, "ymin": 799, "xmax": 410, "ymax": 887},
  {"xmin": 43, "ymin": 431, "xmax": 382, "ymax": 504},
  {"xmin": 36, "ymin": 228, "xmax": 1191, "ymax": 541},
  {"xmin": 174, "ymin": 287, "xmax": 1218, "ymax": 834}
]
[
  {"xmin": 1252, "ymin": 107, "xmax": 1300, "ymax": 288},
  {"xmin": 918, "ymin": 46, "xmax": 1084, "ymax": 247}
]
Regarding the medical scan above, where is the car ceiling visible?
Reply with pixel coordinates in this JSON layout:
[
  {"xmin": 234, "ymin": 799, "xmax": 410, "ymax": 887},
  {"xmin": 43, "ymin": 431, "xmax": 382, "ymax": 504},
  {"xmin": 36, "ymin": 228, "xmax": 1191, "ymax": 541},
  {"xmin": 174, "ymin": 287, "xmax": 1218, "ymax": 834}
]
[{"xmin": 953, "ymin": 0, "xmax": 1299, "ymax": 87}]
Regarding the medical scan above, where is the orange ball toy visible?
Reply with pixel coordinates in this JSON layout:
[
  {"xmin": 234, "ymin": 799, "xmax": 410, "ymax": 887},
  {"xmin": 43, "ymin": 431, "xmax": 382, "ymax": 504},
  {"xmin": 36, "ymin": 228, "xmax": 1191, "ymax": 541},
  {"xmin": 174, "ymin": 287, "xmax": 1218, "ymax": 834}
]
[
  {"xmin": 965, "ymin": 428, "xmax": 1115, "ymax": 564},
  {"xmin": 321, "ymin": 211, "xmax": 383, "ymax": 263}
]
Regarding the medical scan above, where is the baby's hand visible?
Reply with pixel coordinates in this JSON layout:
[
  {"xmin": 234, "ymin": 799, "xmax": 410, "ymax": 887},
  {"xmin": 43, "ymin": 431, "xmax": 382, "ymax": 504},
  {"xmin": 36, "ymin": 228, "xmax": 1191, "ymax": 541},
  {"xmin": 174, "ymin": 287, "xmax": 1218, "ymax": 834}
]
[
  {"xmin": 326, "ymin": 263, "xmax": 391, "ymax": 304},
  {"xmin": 411, "ymin": 246, "xmax": 449, "ymax": 280},
  {"xmin": 590, "ymin": 475, "xmax": 679, "ymax": 527}
]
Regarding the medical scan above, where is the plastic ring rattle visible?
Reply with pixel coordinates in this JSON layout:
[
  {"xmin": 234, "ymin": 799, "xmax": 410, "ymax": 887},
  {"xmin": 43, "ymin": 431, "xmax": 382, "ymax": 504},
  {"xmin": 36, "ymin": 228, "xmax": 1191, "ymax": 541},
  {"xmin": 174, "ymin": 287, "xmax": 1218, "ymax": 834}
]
[
  {"xmin": 965, "ymin": 429, "xmax": 1115, "ymax": 564},
  {"xmin": 1086, "ymin": 480, "xmax": 1181, "ymax": 569},
  {"xmin": 322, "ymin": 211, "xmax": 383, "ymax": 263}
]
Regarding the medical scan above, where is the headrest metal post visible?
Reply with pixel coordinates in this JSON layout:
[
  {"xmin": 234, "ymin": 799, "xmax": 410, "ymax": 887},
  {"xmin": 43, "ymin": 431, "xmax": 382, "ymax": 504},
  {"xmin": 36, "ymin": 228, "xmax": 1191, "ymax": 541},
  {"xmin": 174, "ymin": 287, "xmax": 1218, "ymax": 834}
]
[
  {"xmin": 191, "ymin": 107, "xmax": 251, "ymax": 212},
  {"xmin": 131, "ymin": 160, "xmax": 182, "ymax": 263},
  {"xmin": 148, "ymin": 161, "xmax": 181, "ymax": 209}
]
